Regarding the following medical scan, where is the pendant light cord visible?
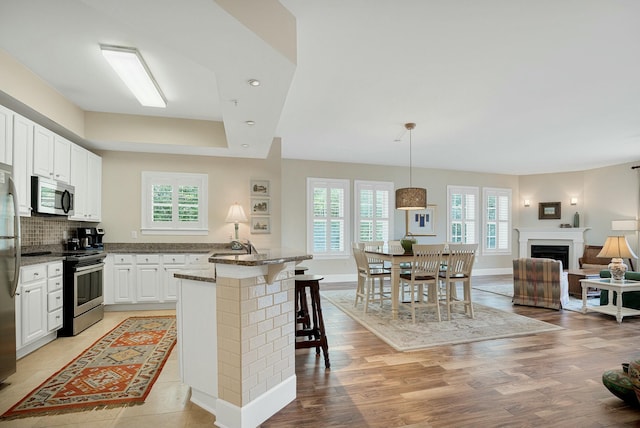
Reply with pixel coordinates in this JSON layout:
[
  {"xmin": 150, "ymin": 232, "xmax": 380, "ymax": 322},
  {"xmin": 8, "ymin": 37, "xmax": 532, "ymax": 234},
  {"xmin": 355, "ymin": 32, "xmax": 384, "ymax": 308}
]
[{"xmin": 405, "ymin": 122, "xmax": 416, "ymax": 188}]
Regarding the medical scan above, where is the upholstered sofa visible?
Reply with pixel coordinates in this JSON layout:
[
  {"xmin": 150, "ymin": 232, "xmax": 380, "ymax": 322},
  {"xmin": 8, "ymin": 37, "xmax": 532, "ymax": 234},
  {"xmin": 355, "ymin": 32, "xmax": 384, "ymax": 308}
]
[
  {"xmin": 512, "ymin": 258, "xmax": 570, "ymax": 310},
  {"xmin": 599, "ymin": 270, "xmax": 640, "ymax": 309},
  {"xmin": 579, "ymin": 245, "xmax": 611, "ymax": 269}
]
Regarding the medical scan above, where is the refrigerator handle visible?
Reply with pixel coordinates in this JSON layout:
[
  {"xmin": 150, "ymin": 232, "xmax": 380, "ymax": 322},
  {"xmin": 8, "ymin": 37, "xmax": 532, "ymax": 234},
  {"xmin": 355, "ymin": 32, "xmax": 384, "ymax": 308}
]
[{"xmin": 8, "ymin": 176, "xmax": 20, "ymax": 297}]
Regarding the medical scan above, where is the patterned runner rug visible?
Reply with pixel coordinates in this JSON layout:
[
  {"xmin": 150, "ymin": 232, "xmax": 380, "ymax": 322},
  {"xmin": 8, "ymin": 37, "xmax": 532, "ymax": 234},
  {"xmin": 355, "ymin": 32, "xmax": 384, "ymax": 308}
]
[
  {"xmin": 322, "ymin": 290, "xmax": 562, "ymax": 352},
  {"xmin": 1, "ymin": 316, "xmax": 176, "ymax": 420}
]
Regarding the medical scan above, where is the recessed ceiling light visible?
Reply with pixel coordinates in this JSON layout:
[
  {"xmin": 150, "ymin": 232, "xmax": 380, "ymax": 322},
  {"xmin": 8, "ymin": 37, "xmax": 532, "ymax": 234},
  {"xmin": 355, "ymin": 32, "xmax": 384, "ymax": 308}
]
[
  {"xmin": 245, "ymin": 120, "xmax": 255, "ymax": 126},
  {"xmin": 248, "ymin": 79, "xmax": 260, "ymax": 87},
  {"xmin": 241, "ymin": 144, "xmax": 250, "ymax": 148}
]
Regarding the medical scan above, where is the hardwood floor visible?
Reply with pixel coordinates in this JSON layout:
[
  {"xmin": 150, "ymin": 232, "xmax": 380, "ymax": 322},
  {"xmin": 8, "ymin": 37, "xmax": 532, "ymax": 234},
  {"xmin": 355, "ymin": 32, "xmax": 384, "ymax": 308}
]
[{"xmin": 263, "ymin": 275, "xmax": 640, "ymax": 427}]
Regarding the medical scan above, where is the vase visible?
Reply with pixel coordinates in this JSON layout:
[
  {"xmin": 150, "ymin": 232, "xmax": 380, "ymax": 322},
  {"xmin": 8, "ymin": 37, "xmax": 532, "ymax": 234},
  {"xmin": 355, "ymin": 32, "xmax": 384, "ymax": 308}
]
[
  {"xmin": 400, "ymin": 235, "xmax": 416, "ymax": 252},
  {"xmin": 628, "ymin": 359, "xmax": 640, "ymax": 404},
  {"xmin": 602, "ymin": 364, "xmax": 639, "ymax": 406},
  {"xmin": 573, "ymin": 212, "xmax": 580, "ymax": 228}
]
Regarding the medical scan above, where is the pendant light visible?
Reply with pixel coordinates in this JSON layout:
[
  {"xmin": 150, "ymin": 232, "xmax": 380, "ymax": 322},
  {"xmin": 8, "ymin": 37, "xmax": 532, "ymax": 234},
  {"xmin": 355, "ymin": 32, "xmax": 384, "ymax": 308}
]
[{"xmin": 395, "ymin": 122, "xmax": 427, "ymax": 210}]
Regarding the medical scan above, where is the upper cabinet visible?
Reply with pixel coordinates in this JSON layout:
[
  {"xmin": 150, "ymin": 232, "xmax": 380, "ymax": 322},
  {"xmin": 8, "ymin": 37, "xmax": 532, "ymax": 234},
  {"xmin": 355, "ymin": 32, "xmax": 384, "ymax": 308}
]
[
  {"xmin": 33, "ymin": 125, "xmax": 70, "ymax": 183},
  {"xmin": 69, "ymin": 144, "xmax": 101, "ymax": 222},
  {"xmin": 0, "ymin": 105, "xmax": 14, "ymax": 166},
  {"xmin": 12, "ymin": 113, "xmax": 34, "ymax": 216}
]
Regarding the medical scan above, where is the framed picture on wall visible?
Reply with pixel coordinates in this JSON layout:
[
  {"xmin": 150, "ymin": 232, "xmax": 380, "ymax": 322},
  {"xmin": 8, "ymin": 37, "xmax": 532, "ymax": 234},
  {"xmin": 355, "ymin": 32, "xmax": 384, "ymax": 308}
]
[
  {"xmin": 250, "ymin": 179, "xmax": 270, "ymax": 196},
  {"xmin": 406, "ymin": 205, "xmax": 436, "ymax": 236},
  {"xmin": 250, "ymin": 217, "xmax": 270, "ymax": 234},
  {"xmin": 251, "ymin": 198, "xmax": 270, "ymax": 215},
  {"xmin": 538, "ymin": 202, "xmax": 561, "ymax": 219}
]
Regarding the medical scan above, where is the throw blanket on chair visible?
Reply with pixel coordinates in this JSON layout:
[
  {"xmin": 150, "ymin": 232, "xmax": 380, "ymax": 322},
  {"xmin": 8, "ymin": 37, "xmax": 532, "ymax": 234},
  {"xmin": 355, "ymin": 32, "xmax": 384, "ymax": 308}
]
[{"xmin": 512, "ymin": 258, "xmax": 570, "ymax": 310}]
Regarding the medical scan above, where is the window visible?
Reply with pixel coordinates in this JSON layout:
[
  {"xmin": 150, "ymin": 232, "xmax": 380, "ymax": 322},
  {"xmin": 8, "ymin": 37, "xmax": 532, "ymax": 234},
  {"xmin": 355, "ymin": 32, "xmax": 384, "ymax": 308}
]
[
  {"xmin": 447, "ymin": 185, "xmax": 478, "ymax": 244},
  {"xmin": 354, "ymin": 180, "xmax": 394, "ymax": 243},
  {"xmin": 141, "ymin": 171, "xmax": 208, "ymax": 235},
  {"xmin": 483, "ymin": 187, "xmax": 512, "ymax": 254},
  {"xmin": 307, "ymin": 178, "xmax": 350, "ymax": 257}
]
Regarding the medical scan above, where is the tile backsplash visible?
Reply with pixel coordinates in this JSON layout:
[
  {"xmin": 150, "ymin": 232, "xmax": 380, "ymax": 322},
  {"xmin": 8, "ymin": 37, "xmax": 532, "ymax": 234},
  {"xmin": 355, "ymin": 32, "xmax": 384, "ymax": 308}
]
[{"xmin": 20, "ymin": 216, "xmax": 98, "ymax": 247}]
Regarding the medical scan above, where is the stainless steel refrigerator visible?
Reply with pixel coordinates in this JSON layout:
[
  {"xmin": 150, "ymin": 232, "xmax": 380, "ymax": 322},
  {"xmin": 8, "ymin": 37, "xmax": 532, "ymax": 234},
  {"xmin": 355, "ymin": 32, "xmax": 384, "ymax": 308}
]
[{"xmin": 0, "ymin": 162, "xmax": 20, "ymax": 382}]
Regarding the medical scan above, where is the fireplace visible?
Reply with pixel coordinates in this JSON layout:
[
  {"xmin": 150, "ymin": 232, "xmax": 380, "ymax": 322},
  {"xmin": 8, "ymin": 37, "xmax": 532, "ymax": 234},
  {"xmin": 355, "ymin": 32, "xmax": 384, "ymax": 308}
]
[
  {"xmin": 515, "ymin": 227, "xmax": 589, "ymax": 270},
  {"xmin": 531, "ymin": 245, "xmax": 569, "ymax": 269}
]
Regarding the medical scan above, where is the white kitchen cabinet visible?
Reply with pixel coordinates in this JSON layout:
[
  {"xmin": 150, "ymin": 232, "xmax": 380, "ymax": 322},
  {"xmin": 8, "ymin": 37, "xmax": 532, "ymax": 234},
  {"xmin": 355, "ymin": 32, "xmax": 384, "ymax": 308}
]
[
  {"xmin": 0, "ymin": 104, "xmax": 13, "ymax": 165},
  {"xmin": 32, "ymin": 126, "xmax": 71, "ymax": 183},
  {"xmin": 162, "ymin": 254, "xmax": 186, "ymax": 302},
  {"xmin": 46, "ymin": 261, "xmax": 64, "ymax": 331},
  {"xmin": 12, "ymin": 113, "xmax": 33, "ymax": 216},
  {"xmin": 86, "ymin": 151, "xmax": 101, "ymax": 221},
  {"xmin": 69, "ymin": 144, "xmax": 88, "ymax": 220},
  {"xmin": 136, "ymin": 254, "xmax": 161, "ymax": 302},
  {"xmin": 112, "ymin": 254, "xmax": 135, "ymax": 304},
  {"xmin": 20, "ymin": 264, "xmax": 47, "ymax": 346}
]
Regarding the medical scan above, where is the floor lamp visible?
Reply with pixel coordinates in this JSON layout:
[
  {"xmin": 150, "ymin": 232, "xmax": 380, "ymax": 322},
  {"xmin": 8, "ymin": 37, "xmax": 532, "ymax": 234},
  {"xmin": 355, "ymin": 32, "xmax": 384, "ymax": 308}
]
[{"xmin": 611, "ymin": 220, "xmax": 639, "ymax": 271}]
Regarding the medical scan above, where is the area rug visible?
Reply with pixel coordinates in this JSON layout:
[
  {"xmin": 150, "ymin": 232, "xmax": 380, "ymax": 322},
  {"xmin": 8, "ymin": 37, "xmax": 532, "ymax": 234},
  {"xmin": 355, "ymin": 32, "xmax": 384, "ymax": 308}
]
[
  {"xmin": 472, "ymin": 283, "xmax": 600, "ymax": 312},
  {"xmin": 322, "ymin": 290, "xmax": 562, "ymax": 352},
  {"xmin": 1, "ymin": 316, "xmax": 176, "ymax": 420}
]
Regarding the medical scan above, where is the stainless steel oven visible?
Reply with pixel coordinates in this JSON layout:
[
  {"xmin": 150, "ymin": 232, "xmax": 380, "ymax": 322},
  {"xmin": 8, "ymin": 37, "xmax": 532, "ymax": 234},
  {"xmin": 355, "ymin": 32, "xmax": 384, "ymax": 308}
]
[{"xmin": 59, "ymin": 251, "xmax": 106, "ymax": 336}]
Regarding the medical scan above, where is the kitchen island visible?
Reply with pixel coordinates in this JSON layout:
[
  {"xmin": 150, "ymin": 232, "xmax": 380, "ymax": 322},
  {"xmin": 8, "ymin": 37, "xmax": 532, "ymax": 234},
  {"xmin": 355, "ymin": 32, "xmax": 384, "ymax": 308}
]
[{"xmin": 174, "ymin": 249, "xmax": 311, "ymax": 428}]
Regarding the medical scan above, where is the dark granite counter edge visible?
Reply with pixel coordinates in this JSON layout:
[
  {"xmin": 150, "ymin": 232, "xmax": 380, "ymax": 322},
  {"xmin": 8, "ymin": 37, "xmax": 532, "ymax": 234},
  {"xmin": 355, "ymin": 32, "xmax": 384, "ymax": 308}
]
[
  {"xmin": 210, "ymin": 254, "xmax": 312, "ymax": 266},
  {"xmin": 174, "ymin": 271, "xmax": 215, "ymax": 283}
]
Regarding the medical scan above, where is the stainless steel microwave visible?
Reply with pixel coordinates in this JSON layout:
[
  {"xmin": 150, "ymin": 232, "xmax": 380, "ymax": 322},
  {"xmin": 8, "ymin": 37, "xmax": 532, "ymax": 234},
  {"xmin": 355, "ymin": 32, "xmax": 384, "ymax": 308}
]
[{"xmin": 31, "ymin": 176, "xmax": 75, "ymax": 216}]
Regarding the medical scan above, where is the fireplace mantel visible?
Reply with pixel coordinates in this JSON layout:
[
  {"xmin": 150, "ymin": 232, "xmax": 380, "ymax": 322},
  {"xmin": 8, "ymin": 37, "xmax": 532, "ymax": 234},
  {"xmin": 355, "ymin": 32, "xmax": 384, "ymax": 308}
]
[{"xmin": 515, "ymin": 227, "xmax": 591, "ymax": 270}]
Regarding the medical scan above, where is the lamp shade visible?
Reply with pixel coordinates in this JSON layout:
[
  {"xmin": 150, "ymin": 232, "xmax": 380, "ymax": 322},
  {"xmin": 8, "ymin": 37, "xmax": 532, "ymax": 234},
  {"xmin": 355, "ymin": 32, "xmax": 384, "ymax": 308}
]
[
  {"xmin": 225, "ymin": 203, "xmax": 248, "ymax": 223},
  {"xmin": 597, "ymin": 236, "xmax": 638, "ymax": 259},
  {"xmin": 395, "ymin": 187, "xmax": 427, "ymax": 210}
]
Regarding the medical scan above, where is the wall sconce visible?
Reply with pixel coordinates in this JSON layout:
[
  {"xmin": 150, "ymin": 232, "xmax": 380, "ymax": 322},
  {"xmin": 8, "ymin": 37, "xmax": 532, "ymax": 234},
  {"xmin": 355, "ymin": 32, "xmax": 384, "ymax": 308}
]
[
  {"xmin": 570, "ymin": 197, "xmax": 578, "ymax": 205},
  {"xmin": 523, "ymin": 199, "xmax": 531, "ymax": 207}
]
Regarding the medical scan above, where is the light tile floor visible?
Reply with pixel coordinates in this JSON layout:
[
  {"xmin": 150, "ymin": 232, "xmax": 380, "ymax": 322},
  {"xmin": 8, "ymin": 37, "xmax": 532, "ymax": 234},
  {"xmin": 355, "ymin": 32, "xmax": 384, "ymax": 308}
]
[{"xmin": 0, "ymin": 310, "xmax": 216, "ymax": 428}]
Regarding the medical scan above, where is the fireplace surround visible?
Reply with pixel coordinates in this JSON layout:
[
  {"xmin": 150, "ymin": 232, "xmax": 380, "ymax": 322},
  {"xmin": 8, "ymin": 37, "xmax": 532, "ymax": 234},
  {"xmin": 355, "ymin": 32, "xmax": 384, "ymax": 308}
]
[{"xmin": 515, "ymin": 227, "xmax": 589, "ymax": 270}]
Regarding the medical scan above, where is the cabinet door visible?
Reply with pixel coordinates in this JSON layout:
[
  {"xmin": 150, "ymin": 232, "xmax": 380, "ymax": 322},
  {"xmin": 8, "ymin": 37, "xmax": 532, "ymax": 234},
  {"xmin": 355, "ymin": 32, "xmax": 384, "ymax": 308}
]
[
  {"xmin": 32, "ymin": 125, "xmax": 54, "ymax": 178},
  {"xmin": 136, "ymin": 265, "xmax": 161, "ymax": 302},
  {"xmin": 113, "ymin": 265, "xmax": 136, "ymax": 303},
  {"xmin": 163, "ymin": 266, "xmax": 185, "ymax": 302},
  {"xmin": 53, "ymin": 135, "xmax": 71, "ymax": 183},
  {"xmin": 12, "ymin": 114, "xmax": 33, "ymax": 216},
  {"xmin": 69, "ymin": 144, "xmax": 88, "ymax": 220},
  {"xmin": 86, "ymin": 152, "xmax": 101, "ymax": 221},
  {"xmin": 21, "ymin": 280, "xmax": 46, "ymax": 345},
  {"xmin": 0, "ymin": 104, "xmax": 13, "ymax": 165}
]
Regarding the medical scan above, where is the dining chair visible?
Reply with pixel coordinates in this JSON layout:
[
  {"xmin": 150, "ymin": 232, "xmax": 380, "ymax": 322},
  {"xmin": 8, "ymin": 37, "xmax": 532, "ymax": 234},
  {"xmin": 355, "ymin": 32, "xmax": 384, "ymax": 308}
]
[
  {"xmin": 352, "ymin": 245, "xmax": 391, "ymax": 313},
  {"xmin": 439, "ymin": 243, "xmax": 478, "ymax": 321},
  {"xmin": 362, "ymin": 240, "xmax": 385, "ymax": 270},
  {"xmin": 399, "ymin": 244, "xmax": 445, "ymax": 323},
  {"xmin": 388, "ymin": 239, "xmax": 413, "ymax": 300}
]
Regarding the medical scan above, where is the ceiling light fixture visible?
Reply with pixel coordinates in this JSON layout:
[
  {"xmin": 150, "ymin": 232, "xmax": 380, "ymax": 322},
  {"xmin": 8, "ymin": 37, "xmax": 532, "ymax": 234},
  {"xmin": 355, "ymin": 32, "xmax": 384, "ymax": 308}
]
[
  {"xmin": 248, "ymin": 79, "xmax": 261, "ymax": 87},
  {"xmin": 395, "ymin": 122, "xmax": 427, "ymax": 210},
  {"xmin": 100, "ymin": 44, "xmax": 166, "ymax": 108},
  {"xmin": 245, "ymin": 120, "xmax": 255, "ymax": 126}
]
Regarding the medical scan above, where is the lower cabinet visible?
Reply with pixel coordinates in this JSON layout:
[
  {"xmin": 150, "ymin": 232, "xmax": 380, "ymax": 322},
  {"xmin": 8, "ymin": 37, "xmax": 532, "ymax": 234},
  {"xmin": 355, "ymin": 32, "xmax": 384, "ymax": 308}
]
[
  {"xmin": 17, "ymin": 261, "xmax": 64, "ymax": 358},
  {"xmin": 106, "ymin": 253, "xmax": 212, "ymax": 307}
]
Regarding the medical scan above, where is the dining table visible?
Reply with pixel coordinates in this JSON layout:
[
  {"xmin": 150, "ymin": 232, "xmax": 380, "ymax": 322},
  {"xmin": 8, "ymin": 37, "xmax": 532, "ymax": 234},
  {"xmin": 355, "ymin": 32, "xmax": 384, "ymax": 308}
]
[{"xmin": 364, "ymin": 246, "xmax": 420, "ymax": 320}]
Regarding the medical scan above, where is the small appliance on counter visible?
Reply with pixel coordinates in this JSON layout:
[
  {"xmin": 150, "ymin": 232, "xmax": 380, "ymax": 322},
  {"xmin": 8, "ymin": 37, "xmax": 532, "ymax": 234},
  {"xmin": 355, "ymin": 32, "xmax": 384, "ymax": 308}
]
[
  {"xmin": 66, "ymin": 238, "xmax": 80, "ymax": 251},
  {"xmin": 77, "ymin": 227, "xmax": 104, "ymax": 249}
]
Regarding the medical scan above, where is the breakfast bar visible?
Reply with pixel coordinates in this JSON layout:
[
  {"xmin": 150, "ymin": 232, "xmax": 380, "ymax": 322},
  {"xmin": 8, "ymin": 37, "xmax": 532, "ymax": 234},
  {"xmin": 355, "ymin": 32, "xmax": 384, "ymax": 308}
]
[{"xmin": 174, "ymin": 249, "xmax": 311, "ymax": 428}]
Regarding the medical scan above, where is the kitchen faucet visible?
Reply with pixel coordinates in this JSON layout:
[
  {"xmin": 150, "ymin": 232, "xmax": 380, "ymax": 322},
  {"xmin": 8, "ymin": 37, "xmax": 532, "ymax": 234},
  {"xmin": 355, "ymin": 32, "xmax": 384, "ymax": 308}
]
[{"xmin": 231, "ymin": 240, "xmax": 258, "ymax": 254}]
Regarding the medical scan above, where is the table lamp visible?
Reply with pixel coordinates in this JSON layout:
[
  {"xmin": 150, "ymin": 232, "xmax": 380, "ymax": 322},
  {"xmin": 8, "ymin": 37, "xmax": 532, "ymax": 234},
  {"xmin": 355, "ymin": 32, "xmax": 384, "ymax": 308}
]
[
  {"xmin": 225, "ymin": 203, "xmax": 248, "ymax": 250},
  {"xmin": 597, "ymin": 236, "xmax": 638, "ymax": 282}
]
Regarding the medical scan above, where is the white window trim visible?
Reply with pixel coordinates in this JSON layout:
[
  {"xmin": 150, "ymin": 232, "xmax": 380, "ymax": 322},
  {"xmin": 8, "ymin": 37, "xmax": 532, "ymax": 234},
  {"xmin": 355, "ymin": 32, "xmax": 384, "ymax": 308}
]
[
  {"xmin": 353, "ymin": 180, "xmax": 394, "ymax": 244},
  {"xmin": 482, "ymin": 187, "xmax": 512, "ymax": 255},
  {"xmin": 141, "ymin": 171, "xmax": 208, "ymax": 235},
  {"xmin": 447, "ymin": 185, "xmax": 479, "ymax": 244},
  {"xmin": 307, "ymin": 177, "xmax": 351, "ymax": 259}
]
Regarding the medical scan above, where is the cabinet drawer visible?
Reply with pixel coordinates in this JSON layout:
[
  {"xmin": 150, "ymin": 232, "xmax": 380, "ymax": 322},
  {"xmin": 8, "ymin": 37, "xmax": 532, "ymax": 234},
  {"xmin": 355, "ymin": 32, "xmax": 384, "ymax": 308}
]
[
  {"xmin": 21, "ymin": 264, "xmax": 47, "ymax": 283},
  {"xmin": 47, "ymin": 262, "xmax": 63, "ymax": 277},
  {"xmin": 47, "ymin": 276, "xmax": 63, "ymax": 292},
  {"xmin": 48, "ymin": 289, "xmax": 63, "ymax": 311},
  {"xmin": 162, "ymin": 254, "xmax": 186, "ymax": 264},
  {"xmin": 136, "ymin": 254, "xmax": 160, "ymax": 264},
  {"xmin": 187, "ymin": 253, "xmax": 210, "ymax": 266},
  {"xmin": 113, "ymin": 254, "xmax": 134, "ymax": 264},
  {"xmin": 48, "ymin": 308, "xmax": 63, "ymax": 331}
]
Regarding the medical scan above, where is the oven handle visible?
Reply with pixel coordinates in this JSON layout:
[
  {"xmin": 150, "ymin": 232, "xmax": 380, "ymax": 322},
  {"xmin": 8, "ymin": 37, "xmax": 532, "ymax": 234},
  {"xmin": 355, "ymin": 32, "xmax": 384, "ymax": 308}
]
[{"xmin": 74, "ymin": 262, "xmax": 105, "ymax": 273}]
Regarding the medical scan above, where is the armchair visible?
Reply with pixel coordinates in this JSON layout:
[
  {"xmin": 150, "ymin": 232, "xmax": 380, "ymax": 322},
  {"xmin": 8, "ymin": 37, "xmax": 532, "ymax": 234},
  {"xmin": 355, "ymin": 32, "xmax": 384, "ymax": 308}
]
[{"xmin": 512, "ymin": 258, "xmax": 570, "ymax": 310}]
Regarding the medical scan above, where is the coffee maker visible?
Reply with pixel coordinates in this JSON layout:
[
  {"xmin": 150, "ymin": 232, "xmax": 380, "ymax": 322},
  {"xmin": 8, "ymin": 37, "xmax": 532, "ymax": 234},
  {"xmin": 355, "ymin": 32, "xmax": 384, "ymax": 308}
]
[
  {"xmin": 77, "ymin": 227, "xmax": 94, "ymax": 249},
  {"xmin": 95, "ymin": 228, "xmax": 105, "ymax": 249}
]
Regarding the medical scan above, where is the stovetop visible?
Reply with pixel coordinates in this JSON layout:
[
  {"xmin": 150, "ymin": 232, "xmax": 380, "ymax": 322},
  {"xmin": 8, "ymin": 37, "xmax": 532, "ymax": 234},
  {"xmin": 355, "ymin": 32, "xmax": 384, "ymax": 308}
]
[{"xmin": 22, "ymin": 249, "xmax": 105, "ymax": 258}]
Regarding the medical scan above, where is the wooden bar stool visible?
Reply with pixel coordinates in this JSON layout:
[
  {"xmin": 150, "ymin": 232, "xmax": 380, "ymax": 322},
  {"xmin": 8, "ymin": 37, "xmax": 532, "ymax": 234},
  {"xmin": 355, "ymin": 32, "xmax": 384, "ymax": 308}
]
[
  {"xmin": 295, "ymin": 265, "xmax": 309, "ymax": 275},
  {"xmin": 294, "ymin": 274, "xmax": 330, "ymax": 368}
]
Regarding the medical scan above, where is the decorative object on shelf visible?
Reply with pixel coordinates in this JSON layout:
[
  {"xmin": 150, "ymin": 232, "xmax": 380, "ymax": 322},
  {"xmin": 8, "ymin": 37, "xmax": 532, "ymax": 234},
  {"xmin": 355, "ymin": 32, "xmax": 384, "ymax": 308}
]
[
  {"xmin": 400, "ymin": 234, "xmax": 417, "ymax": 252},
  {"xmin": 406, "ymin": 205, "xmax": 436, "ymax": 236},
  {"xmin": 250, "ymin": 179, "xmax": 270, "ymax": 196},
  {"xmin": 395, "ymin": 122, "xmax": 427, "ymax": 210},
  {"xmin": 602, "ymin": 363, "xmax": 639, "ymax": 406},
  {"xmin": 560, "ymin": 223, "xmax": 572, "ymax": 228},
  {"xmin": 251, "ymin": 216, "xmax": 271, "ymax": 234},
  {"xmin": 597, "ymin": 236, "xmax": 638, "ymax": 282},
  {"xmin": 573, "ymin": 211, "xmax": 580, "ymax": 228},
  {"xmin": 225, "ymin": 202, "xmax": 248, "ymax": 250},
  {"xmin": 538, "ymin": 202, "xmax": 561, "ymax": 219}
]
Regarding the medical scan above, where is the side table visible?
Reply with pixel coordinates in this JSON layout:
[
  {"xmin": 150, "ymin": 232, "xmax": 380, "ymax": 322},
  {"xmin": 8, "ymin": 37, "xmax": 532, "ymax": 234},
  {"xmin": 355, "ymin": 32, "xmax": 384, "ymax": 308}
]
[
  {"xmin": 568, "ymin": 269, "xmax": 601, "ymax": 298},
  {"xmin": 580, "ymin": 278, "xmax": 640, "ymax": 323}
]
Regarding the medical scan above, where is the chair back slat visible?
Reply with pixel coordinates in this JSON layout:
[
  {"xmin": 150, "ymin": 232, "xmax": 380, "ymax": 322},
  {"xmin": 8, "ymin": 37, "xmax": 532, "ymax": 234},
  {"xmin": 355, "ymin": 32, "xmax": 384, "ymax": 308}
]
[
  {"xmin": 411, "ymin": 244, "xmax": 446, "ymax": 278},
  {"xmin": 446, "ymin": 243, "xmax": 478, "ymax": 276}
]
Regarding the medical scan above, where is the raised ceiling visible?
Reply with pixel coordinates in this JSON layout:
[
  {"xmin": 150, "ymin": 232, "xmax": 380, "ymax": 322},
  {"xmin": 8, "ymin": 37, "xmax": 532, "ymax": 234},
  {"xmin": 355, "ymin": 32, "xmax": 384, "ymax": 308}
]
[{"xmin": 1, "ymin": 0, "xmax": 639, "ymax": 175}]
